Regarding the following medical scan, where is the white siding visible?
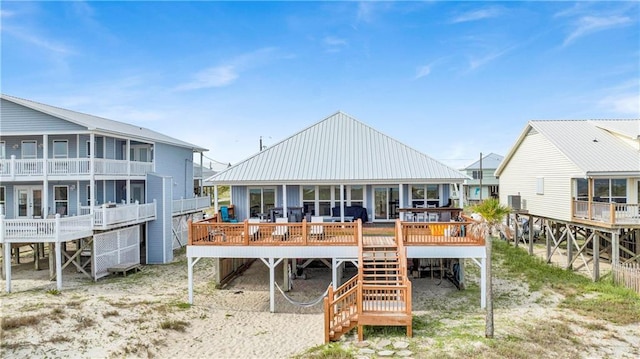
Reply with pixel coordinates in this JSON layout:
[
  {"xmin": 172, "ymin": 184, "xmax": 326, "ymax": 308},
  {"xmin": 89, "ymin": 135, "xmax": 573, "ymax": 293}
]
[{"xmin": 499, "ymin": 131, "xmax": 582, "ymax": 221}]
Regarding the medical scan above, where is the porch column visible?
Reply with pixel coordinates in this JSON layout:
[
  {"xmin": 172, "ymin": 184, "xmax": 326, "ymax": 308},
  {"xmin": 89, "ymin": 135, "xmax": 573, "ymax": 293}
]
[
  {"xmin": 213, "ymin": 185, "xmax": 219, "ymax": 214},
  {"xmin": 199, "ymin": 152, "xmax": 204, "ymax": 196},
  {"xmin": 399, "ymin": 184, "xmax": 405, "ymax": 221},
  {"xmin": 4, "ymin": 241, "xmax": 11, "ymax": 292},
  {"xmin": 126, "ymin": 139, "xmax": 131, "ymax": 203},
  {"xmin": 587, "ymin": 178, "xmax": 593, "ymax": 220},
  {"xmin": 188, "ymin": 256, "xmax": 194, "ymax": 304},
  {"xmin": 340, "ymin": 184, "xmax": 345, "ymax": 222},
  {"xmin": 43, "ymin": 134, "xmax": 49, "ymax": 218},
  {"xmin": 593, "ymin": 232, "xmax": 600, "ymax": 281},
  {"xmin": 528, "ymin": 215, "xmax": 534, "ymax": 255},
  {"xmin": 282, "ymin": 185, "xmax": 287, "ymax": 218},
  {"xmin": 89, "ymin": 133, "xmax": 95, "ymax": 216},
  {"xmin": 283, "ymin": 258, "xmax": 290, "ymax": 292},
  {"xmin": 269, "ymin": 257, "xmax": 276, "ymax": 312},
  {"xmin": 459, "ymin": 182, "xmax": 465, "ymax": 208},
  {"xmin": 55, "ymin": 241, "xmax": 62, "ymax": 290}
]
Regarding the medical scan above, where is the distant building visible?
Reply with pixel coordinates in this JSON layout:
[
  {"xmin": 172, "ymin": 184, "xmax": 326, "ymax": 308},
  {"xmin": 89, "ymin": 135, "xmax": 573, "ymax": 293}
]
[{"xmin": 461, "ymin": 153, "xmax": 503, "ymax": 205}]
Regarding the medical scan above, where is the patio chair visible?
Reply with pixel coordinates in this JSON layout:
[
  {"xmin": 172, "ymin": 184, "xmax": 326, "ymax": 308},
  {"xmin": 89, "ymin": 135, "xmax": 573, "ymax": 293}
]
[
  {"xmin": 310, "ymin": 216, "xmax": 325, "ymax": 239},
  {"xmin": 220, "ymin": 206, "xmax": 238, "ymax": 223},
  {"xmin": 272, "ymin": 217, "xmax": 289, "ymax": 239},
  {"xmin": 245, "ymin": 218, "xmax": 261, "ymax": 241}
]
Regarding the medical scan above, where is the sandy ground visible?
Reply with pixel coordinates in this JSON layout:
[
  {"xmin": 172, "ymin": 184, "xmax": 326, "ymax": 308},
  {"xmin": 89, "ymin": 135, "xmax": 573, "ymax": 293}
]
[{"xmin": 1, "ymin": 247, "xmax": 639, "ymax": 359}]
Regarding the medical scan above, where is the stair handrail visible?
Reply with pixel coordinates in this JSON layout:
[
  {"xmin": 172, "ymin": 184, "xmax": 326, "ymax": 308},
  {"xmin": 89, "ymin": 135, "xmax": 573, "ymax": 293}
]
[{"xmin": 323, "ymin": 275, "xmax": 359, "ymax": 343}]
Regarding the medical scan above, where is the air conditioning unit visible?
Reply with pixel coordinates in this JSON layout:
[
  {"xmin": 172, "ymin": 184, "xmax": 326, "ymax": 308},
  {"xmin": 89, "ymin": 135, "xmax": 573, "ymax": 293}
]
[{"xmin": 508, "ymin": 195, "xmax": 521, "ymax": 210}]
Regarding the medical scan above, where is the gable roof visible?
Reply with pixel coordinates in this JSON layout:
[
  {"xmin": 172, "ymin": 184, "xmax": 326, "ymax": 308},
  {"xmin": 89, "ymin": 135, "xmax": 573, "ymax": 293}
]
[
  {"xmin": 208, "ymin": 111, "xmax": 468, "ymax": 184},
  {"xmin": 462, "ymin": 152, "xmax": 504, "ymax": 170},
  {"xmin": 1, "ymin": 94, "xmax": 207, "ymax": 152},
  {"xmin": 496, "ymin": 119, "xmax": 640, "ymax": 177}
]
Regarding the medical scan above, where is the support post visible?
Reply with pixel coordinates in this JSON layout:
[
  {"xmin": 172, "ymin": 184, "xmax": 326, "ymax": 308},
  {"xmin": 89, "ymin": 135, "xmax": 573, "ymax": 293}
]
[
  {"xmin": 283, "ymin": 258, "xmax": 289, "ymax": 292},
  {"xmin": 593, "ymin": 232, "xmax": 600, "ymax": 281},
  {"xmin": 188, "ymin": 256, "xmax": 194, "ymax": 304},
  {"xmin": 528, "ymin": 215, "xmax": 534, "ymax": 255},
  {"xmin": 611, "ymin": 231, "xmax": 620, "ymax": 265},
  {"xmin": 567, "ymin": 225, "xmax": 573, "ymax": 270},
  {"xmin": 269, "ymin": 257, "xmax": 275, "ymax": 313},
  {"xmin": 4, "ymin": 240, "xmax": 11, "ymax": 292},
  {"xmin": 480, "ymin": 257, "xmax": 486, "ymax": 309},
  {"xmin": 55, "ymin": 241, "xmax": 62, "ymax": 290},
  {"xmin": 214, "ymin": 258, "xmax": 221, "ymax": 285}
]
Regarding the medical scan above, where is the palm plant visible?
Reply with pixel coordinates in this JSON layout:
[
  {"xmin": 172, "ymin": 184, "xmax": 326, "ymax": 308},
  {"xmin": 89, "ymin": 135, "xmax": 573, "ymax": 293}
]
[{"xmin": 468, "ymin": 197, "xmax": 511, "ymax": 339}]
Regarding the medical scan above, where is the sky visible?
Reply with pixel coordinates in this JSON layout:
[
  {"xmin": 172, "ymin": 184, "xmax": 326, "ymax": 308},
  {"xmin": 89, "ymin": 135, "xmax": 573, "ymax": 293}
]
[{"xmin": 2, "ymin": 1, "xmax": 639, "ymax": 171}]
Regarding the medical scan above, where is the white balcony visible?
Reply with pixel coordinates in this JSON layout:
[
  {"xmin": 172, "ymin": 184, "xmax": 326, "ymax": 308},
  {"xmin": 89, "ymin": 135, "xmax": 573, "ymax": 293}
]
[
  {"xmin": 172, "ymin": 196, "xmax": 211, "ymax": 215},
  {"xmin": 0, "ymin": 156, "xmax": 153, "ymax": 179},
  {"xmin": 80, "ymin": 201, "xmax": 157, "ymax": 230},
  {"xmin": 0, "ymin": 214, "xmax": 94, "ymax": 244}
]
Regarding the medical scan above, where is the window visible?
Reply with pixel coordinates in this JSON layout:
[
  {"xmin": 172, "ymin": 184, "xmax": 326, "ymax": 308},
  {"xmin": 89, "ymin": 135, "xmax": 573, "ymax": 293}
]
[
  {"xmin": 575, "ymin": 178, "xmax": 588, "ymax": 201},
  {"xmin": 472, "ymin": 170, "xmax": 483, "ymax": 180},
  {"xmin": 248, "ymin": 187, "xmax": 275, "ymax": 218},
  {"xmin": 0, "ymin": 141, "xmax": 5, "ymax": 159},
  {"xmin": 53, "ymin": 140, "xmax": 68, "ymax": 158},
  {"xmin": 349, "ymin": 185, "xmax": 364, "ymax": 207},
  {"xmin": 86, "ymin": 185, "xmax": 92, "ymax": 206},
  {"xmin": 318, "ymin": 186, "xmax": 331, "ymax": 216},
  {"xmin": 22, "ymin": 140, "xmax": 37, "ymax": 159},
  {"xmin": 302, "ymin": 186, "xmax": 315, "ymax": 215},
  {"xmin": 536, "ymin": 177, "xmax": 544, "ymax": 195},
  {"xmin": 593, "ymin": 178, "xmax": 627, "ymax": 203},
  {"xmin": 411, "ymin": 184, "xmax": 440, "ymax": 207},
  {"xmin": 54, "ymin": 186, "xmax": 68, "ymax": 215},
  {"xmin": 86, "ymin": 141, "xmax": 91, "ymax": 158}
]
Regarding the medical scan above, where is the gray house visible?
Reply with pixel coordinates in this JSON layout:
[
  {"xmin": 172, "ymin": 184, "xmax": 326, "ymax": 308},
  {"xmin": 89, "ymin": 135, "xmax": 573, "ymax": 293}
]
[
  {"xmin": 206, "ymin": 111, "xmax": 469, "ymax": 222},
  {"xmin": 461, "ymin": 152, "xmax": 503, "ymax": 205},
  {"xmin": 0, "ymin": 94, "xmax": 210, "ymax": 291}
]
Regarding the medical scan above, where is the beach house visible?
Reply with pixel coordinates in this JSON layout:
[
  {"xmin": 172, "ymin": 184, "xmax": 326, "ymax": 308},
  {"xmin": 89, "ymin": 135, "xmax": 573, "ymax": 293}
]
[
  {"xmin": 0, "ymin": 94, "xmax": 210, "ymax": 291},
  {"xmin": 461, "ymin": 152, "xmax": 503, "ymax": 205},
  {"xmin": 495, "ymin": 119, "xmax": 640, "ymax": 280},
  {"xmin": 187, "ymin": 111, "xmax": 487, "ymax": 341}
]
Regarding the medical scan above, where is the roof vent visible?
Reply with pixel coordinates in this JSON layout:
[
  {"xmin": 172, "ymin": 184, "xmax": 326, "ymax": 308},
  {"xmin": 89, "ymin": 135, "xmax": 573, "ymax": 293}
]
[{"xmin": 592, "ymin": 138, "xmax": 598, "ymax": 142}]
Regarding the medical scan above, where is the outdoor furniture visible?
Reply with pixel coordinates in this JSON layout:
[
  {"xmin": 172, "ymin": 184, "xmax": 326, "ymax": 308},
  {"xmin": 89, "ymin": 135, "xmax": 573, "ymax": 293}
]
[
  {"xmin": 220, "ymin": 206, "xmax": 238, "ymax": 223},
  {"xmin": 245, "ymin": 218, "xmax": 260, "ymax": 240},
  {"xmin": 272, "ymin": 217, "xmax": 289, "ymax": 239},
  {"xmin": 310, "ymin": 216, "xmax": 325, "ymax": 238}
]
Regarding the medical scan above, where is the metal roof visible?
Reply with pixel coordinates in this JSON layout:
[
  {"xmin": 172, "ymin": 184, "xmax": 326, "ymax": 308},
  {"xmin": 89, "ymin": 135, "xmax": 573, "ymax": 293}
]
[
  {"xmin": 496, "ymin": 119, "xmax": 640, "ymax": 176},
  {"xmin": 208, "ymin": 111, "xmax": 469, "ymax": 184},
  {"xmin": 462, "ymin": 152, "xmax": 504, "ymax": 170},
  {"xmin": 1, "ymin": 94, "xmax": 207, "ymax": 152}
]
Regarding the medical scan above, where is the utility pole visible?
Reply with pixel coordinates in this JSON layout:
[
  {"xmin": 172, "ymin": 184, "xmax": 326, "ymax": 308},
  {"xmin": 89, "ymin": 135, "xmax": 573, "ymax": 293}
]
[
  {"xmin": 259, "ymin": 136, "xmax": 263, "ymax": 151},
  {"xmin": 479, "ymin": 152, "xmax": 483, "ymax": 201}
]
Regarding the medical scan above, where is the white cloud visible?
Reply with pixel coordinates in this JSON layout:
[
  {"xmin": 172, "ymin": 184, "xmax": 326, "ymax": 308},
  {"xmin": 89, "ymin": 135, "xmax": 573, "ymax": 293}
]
[
  {"xmin": 1, "ymin": 9, "xmax": 15, "ymax": 17},
  {"xmin": 4, "ymin": 26, "xmax": 73, "ymax": 55},
  {"xmin": 323, "ymin": 36, "xmax": 348, "ymax": 53},
  {"xmin": 468, "ymin": 46, "xmax": 514, "ymax": 71},
  {"xmin": 563, "ymin": 15, "xmax": 632, "ymax": 46},
  {"xmin": 451, "ymin": 7, "xmax": 502, "ymax": 24},
  {"xmin": 175, "ymin": 47, "xmax": 286, "ymax": 91},
  {"xmin": 415, "ymin": 65, "xmax": 431, "ymax": 79},
  {"xmin": 599, "ymin": 93, "xmax": 640, "ymax": 115},
  {"xmin": 176, "ymin": 65, "xmax": 238, "ymax": 91}
]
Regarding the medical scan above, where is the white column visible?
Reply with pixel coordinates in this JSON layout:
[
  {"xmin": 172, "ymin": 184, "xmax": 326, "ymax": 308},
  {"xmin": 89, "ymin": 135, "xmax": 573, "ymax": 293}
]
[
  {"xmin": 55, "ymin": 241, "xmax": 62, "ymax": 290},
  {"xmin": 332, "ymin": 258, "xmax": 338, "ymax": 290},
  {"xmin": 459, "ymin": 182, "xmax": 465, "ymax": 208},
  {"xmin": 188, "ymin": 256, "xmax": 194, "ymax": 304},
  {"xmin": 340, "ymin": 184, "xmax": 345, "ymax": 222},
  {"xmin": 283, "ymin": 258, "xmax": 289, "ymax": 292},
  {"xmin": 213, "ymin": 185, "xmax": 219, "ymax": 213},
  {"xmin": 399, "ymin": 184, "xmax": 405, "ymax": 221},
  {"xmin": 89, "ymin": 133, "xmax": 95, "ymax": 215},
  {"xmin": 282, "ymin": 185, "xmax": 288, "ymax": 218},
  {"xmin": 269, "ymin": 257, "xmax": 276, "ymax": 313},
  {"xmin": 0, "ymin": 233, "xmax": 11, "ymax": 293},
  {"xmin": 126, "ymin": 139, "xmax": 131, "ymax": 202},
  {"xmin": 611, "ymin": 231, "xmax": 619, "ymax": 264},
  {"xmin": 43, "ymin": 134, "xmax": 49, "ymax": 218}
]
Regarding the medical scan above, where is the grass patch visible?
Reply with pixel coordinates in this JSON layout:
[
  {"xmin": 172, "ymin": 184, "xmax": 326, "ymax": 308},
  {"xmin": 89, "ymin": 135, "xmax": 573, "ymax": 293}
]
[
  {"xmin": 46, "ymin": 335, "xmax": 72, "ymax": 344},
  {"xmin": 1, "ymin": 315, "xmax": 40, "ymax": 330},
  {"xmin": 173, "ymin": 302, "xmax": 191, "ymax": 309},
  {"xmin": 293, "ymin": 343, "xmax": 355, "ymax": 359},
  {"xmin": 46, "ymin": 289, "xmax": 61, "ymax": 296},
  {"xmin": 103, "ymin": 310, "xmax": 120, "ymax": 318},
  {"xmin": 160, "ymin": 320, "xmax": 189, "ymax": 332}
]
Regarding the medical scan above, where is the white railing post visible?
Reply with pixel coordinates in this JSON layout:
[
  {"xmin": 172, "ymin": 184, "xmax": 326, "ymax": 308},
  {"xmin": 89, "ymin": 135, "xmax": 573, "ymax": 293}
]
[
  {"xmin": 153, "ymin": 199, "xmax": 157, "ymax": 218},
  {"xmin": 135, "ymin": 200, "xmax": 140, "ymax": 221},
  {"xmin": 10, "ymin": 155, "xmax": 16, "ymax": 180},
  {"xmin": 55, "ymin": 214, "xmax": 62, "ymax": 289},
  {"xmin": 102, "ymin": 204, "xmax": 108, "ymax": 227}
]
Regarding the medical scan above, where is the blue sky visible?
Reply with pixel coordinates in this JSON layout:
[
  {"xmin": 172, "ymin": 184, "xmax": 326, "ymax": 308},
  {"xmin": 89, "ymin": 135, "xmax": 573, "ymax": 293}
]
[{"xmin": 2, "ymin": 1, "xmax": 639, "ymax": 171}]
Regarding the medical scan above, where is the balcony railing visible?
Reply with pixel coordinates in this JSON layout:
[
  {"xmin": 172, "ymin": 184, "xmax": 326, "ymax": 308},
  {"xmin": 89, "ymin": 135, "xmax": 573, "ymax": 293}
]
[
  {"xmin": 79, "ymin": 201, "xmax": 157, "ymax": 228},
  {"xmin": 1, "ymin": 214, "xmax": 94, "ymax": 243},
  {"xmin": 573, "ymin": 200, "xmax": 640, "ymax": 225},
  {"xmin": 172, "ymin": 196, "xmax": 211, "ymax": 215},
  {"xmin": 0, "ymin": 156, "xmax": 153, "ymax": 178}
]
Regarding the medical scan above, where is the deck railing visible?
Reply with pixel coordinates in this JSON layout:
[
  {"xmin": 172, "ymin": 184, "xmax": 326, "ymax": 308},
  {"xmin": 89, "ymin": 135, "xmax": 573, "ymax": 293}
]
[
  {"xmin": 0, "ymin": 155, "xmax": 153, "ymax": 178},
  {"xmin": 402, "ymin": 221, "xmax": 484, "ymax": 245},
  {"xmin": 79, "ymin": 201, "xmax": 156, "ymax": 228},
  {"xmin": 188, "ymin": 219, "xmax": 359, "ymax": 246},
  {"xmin": 1, "ymin": 214, "xmax": 93, "ymax": 243},
  {"xmin": 573, "ymin": 200, "xmax": 640, "ymax": 225},
  {"xmin": 324, "ymin": 275, "xmax": 359, "ymax": 342},
  {"xmin": 188, "ymin": 219, "xmax": 484, "ymax": 247},
  {"xmin": 172, "ymin": 196, "xmax": 211, "ymax": 215}
]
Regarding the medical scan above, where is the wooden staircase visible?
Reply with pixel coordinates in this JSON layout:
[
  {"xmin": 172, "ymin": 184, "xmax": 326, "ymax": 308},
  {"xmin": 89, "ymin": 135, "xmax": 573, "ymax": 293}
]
[{"xmin": 324, "ymin": 220, "xmax": 412, "ymax": 342}]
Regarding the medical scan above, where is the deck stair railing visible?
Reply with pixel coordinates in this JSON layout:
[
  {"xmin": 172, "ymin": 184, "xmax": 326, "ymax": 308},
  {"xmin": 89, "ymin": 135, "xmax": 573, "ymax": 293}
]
[{"xmin": 324, "ymin": 219, "xmax": 412, "ymax": 342}]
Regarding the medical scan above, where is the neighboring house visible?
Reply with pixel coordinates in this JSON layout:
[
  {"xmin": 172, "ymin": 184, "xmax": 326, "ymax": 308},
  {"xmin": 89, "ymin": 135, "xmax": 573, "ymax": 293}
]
[
  {"xmin": 206, "ymin": 111, "xmax": 470, "ymax": 222},
  {"xmin": 495, "ymin": 119, "xmax": 639, "ymax": 279},
  {"xmin": 460, "ymin": 152, "xmax": 503, "ymax": 205},
  {"xmin": 0, "ymin": 94, "xmax": 210, "ymax": 291}
]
